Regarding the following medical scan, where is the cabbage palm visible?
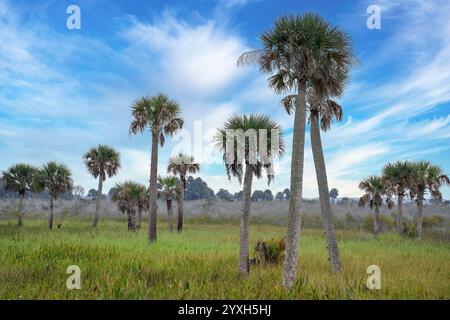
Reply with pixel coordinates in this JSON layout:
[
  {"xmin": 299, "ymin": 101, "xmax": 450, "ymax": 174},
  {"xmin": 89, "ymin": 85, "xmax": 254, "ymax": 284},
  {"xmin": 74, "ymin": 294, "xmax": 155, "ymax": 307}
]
[
  {"xmin": 382, "ymin": 161, "xmax": 414, "ymax": 234},
  {"xmin": 409, "ymin": 161, "xmax": 449, "ymax": 239},
  {"xmin": 358, "ymin": 175, "xmax": 393, "ymax": 234},
  {"xmin": 83, "ymin": 145, "xmax": 121, "ymax": 227},
  {"xmin": 35, "ymin": 162, "xmax": 73, "ymax": 230},
  {"xmin": 158, "ymin": 175, "xmax": 177, "ymax": 232},
  {"xmin": 214, "ymin": 114, "xmax": 285, "ymax": 276},
  {"xmin": 2, "ymin": 163, "xmax": 38, "ymax": 226},
  {"xmin": 239, "ymin": 13, "xmax": 353, "ymax": 287},
  {"xmin": 167, "ymin": 153, "xmax": 200, "ymax": 232},
  {"xmin": 111, "ymin": 181, "xmax": 147, "ymax": 231},
  {"xmin": 129, "ymin": 94, "xmax": 183, "ymax": 243}
]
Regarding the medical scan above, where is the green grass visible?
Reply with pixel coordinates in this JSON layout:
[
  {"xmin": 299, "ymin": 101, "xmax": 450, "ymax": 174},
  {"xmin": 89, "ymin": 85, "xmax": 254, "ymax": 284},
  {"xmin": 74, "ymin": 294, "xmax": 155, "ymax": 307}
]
[{"xmin": 0, "ymin": 219, "xmax": 449, "ymax": 299}]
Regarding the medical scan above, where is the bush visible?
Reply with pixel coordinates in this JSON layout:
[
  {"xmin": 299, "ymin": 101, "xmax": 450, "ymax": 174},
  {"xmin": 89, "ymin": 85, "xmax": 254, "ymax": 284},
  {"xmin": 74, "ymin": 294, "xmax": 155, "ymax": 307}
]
[
  {"xmin": 250, "ymin": 239, "xmax": 285, "ymax": 265},
  {"xmin": 362, "ymin": 214, "xmax": 395, "ymax": 232}
]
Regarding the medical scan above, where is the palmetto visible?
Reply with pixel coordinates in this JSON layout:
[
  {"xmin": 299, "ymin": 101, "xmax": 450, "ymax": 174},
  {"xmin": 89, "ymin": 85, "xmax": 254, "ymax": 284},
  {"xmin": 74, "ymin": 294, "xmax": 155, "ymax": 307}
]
[
  {"xmin": 2, "ymin": 163, "xmax": 38, "ymax": 226},
  {"xmin": 111, "ymin": 181, "xmax": 147, "ymax": 231},
  {"xmin": 35, "ymin": 162, "xmax": 73, "ymax": 230},
  {"xmin": 83, "ymin": 145, "xmax": 121, "ymax": 228},
  {"xmin": 158, "ymin": 175, "xmax": 178, "ymax": 232},
  {"xmin": 239, "ymin": 13, "xmax": 353, "ymax": 287},
  {"xmin": 358, "ymin": 175, "xmax": 393, "ymax": 234},
  {"xmin": 167, "ymin": 153, "xmax": 200, "ymax": 232},
  {"xmin": 409, "ymin": 161, "xmax": 449, "ymax": 239},
  {"xmin": 214, "ymin": 114, "xmax": 285, "ymax": 276},
  {"xmin": 129, "ymin": 94, "xmax": 183, "ymax": 243}
]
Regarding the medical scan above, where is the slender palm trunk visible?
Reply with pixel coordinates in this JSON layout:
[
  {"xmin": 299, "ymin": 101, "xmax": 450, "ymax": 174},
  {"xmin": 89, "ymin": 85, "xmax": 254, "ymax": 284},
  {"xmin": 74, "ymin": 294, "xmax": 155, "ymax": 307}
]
[
  {"xmin": 373, "ymin": 206, "xmax": 381, "ymax": 235},
  {"xmin": 136, "ymin": 206, "xmax": 143, "ymax": 229},
  {"xmin": 177, "ymin": 181, "xmax": 185, "ymax": 233},
  {"xmin": 148, "ymin": 132, "xmax": 159, "ymax": 243},
  {"xmin": 167, "ymin": 198, "xmax": 174, "ymax": 232},
  {"xmin": 396, "ymin": 194, "xmax": 404, "ymax": 234},
  {"xmin": 310, "ymin": 113, "xmax": 342, "ymax": 274},
  {"xmin": 417, "ymin": 194, "xmax": 424, "ymax": 239},
  {"xmin": 92, "ymin": 177, "xmax": 103, "ymax": 227},
  {"xmin": 48, "ymin": 196, "xmax": 54, "ymax": 230},
  {"xmin": 282, "ymin": 82, "xmax": 307, "ymax": 288},
  {"xmin": 17, "ymin": 193, "xmax": 25, "ymax": 227},
  {"xmin": 238, "ymin": 166, "xmax": 253, "ymax": 277}
]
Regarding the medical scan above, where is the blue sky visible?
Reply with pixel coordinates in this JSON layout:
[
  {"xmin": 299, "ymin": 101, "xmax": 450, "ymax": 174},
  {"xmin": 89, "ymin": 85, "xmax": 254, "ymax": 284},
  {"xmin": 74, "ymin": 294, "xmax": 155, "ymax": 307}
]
[{"xmin": 0, "ymin": 0, "xmax": 449, "ymax": 199}]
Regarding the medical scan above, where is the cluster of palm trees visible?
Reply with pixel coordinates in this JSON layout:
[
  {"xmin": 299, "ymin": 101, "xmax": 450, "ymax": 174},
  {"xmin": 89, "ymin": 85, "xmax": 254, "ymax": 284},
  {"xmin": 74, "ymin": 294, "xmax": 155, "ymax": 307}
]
[{"xmin": 359, "ymin": 161, "xmax": 449, "ymax": 238}]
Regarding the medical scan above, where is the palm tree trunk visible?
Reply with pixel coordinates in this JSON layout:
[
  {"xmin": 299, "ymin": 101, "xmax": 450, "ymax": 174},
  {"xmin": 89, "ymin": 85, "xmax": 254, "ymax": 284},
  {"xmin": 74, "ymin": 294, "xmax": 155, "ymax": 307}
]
[
  {"xmin": 417, "ymin": 194, "xmax": 424, "ymax": 239},
  {"xmin": 148, "ymin": 132, "xmax": 159, "ymax": 243},
  {"xmin": 136, "ymin": 206, "xmax": 143, "ymax": 229},
  {"xmin": 17, "ymin": 193, "xmax": 25, "ymax": 227},
  {"xmin": 177, "ymin": 182, "xmax": 184, "ymax": 233},
  {"xmin": 48, "ymin": 196, "xmax": 54, "ymax": 230},
  {"xmin": 310, "ymin": 113, "xmax": 342, "ymax": 274},
  {"xmin": 127, "ymin": 210, "xmax": 136, "ymax": 231},
  {"xmin": 282, "ymin": 82, "xmax": 307, "ymax": 288},
  {"xmin": 374, "ymin": 206, "xmax": 381, "ymax": 235},
  {"xmin": 238, "ymin": 166, "xmax": 253, "ymax": 277},
  {"xmin": 167, "ymin": 199, "xmax": 174, "ymax": 232},
  {"xmin": 92, "ymin": 177, "xmax": 103, "ymax": 227},
  {"xmin": 396, "ymin": 194, "xmax": 404, "ymax": 234}
]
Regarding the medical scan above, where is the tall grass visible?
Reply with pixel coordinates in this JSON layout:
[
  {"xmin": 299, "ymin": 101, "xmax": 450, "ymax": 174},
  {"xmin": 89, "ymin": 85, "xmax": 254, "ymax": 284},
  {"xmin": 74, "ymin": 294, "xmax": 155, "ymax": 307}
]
[{"xmin": 0, "ymin": 219, "xmax": 448, "ymax": 299}]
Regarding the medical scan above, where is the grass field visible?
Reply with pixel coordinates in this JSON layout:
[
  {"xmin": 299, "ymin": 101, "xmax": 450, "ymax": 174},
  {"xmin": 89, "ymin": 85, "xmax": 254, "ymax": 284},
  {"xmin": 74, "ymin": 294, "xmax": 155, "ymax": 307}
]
[{"xmin": 0, "ymin": 219, "xmax": 449, "ymax": 299}]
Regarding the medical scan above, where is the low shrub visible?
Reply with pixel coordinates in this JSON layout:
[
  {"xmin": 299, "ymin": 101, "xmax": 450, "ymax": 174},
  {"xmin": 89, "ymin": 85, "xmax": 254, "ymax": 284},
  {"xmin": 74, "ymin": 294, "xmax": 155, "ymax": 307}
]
[{"xmin": 250, "ymin": 238, "xmax": 285, "ymax": 265}]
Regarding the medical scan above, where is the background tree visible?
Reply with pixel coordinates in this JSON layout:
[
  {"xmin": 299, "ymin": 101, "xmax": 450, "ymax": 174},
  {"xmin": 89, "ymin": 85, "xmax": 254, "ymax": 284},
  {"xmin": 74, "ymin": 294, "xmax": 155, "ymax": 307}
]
[
  {"xmin": 214, "ymin": 114, "xmax": 285, "ymax": 276},
  {"xmin": 111, "ymin": 181, "xmax": 146, "ymax": 231},
  {"xmin": 35, "ymin": 162, "xmax": 73, "ymax": 230},
  {"xmin": 409, "ymin": 161, "xmax": 449, "ymax": 239},
  {"xmin": 275, "ymin": 191, "xmax": 284, "ymax": 201},
  {"xmin": 83, "ymin": 145, "xmax": 121, "ymax": 227},
  {"xmin": 264, "ymin": 189, "xmax": 274, "ymax": 201},
  {"xmin": 216, "ymin": 188, "xmax": 234, "ymax": 201},
  {"xmin": 184, "ymin": 176, "xmax": 215, "ymax": 200},
  {"xmin": 283, "ymin": 188, "xmax": 291, "ymax": 200},
  {"xmin": 72, "ymin": 185, "xmax": 85, "ymax": 200},
  {"xmin": 167, "ymin": 153, "xmax": 200, "ymax": 232},
  {"xmin": 329, "ymin": 188, "xmax": 339, "ymax": 204},
  {"xmin": 130, "ymin": 94, "xmax": 183, "ymax": 243},
  {"xmin": 382, "ymin": 161, "xmax": 414, "ymax": 234},
  {"xmin": 2, "ymin": 163, "xmax": 38, "ymax": 226},
  {"xmin": 234, "ymin": 191, "xmax": 243, "ymax": 201},
  {"xmin": 158, "ymin": 175, "xmax": 177, "ymax": 232},
  {"xmin": 358, "ymin": 175, "xmax": 393, "ymax": 234}
]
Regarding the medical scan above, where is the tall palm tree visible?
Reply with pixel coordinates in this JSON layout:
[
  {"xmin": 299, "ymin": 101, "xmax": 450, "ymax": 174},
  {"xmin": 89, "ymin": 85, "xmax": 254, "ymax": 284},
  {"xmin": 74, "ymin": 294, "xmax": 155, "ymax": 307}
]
[
  {"xmin": 358, "ymin": 175, "xmax": 393, "ymax": 235},
  {"xmin": 35, "ymin": 162, "xmax": 73, "ymax": 230},
  {"xmin": 111, "ymin": 181, "xmax": 147, "ymax": 231},
  {"xmin": 83, "ymin": 145, "xmax": 121, "ymax": 227},
  {"xmin": 158, "ymin": 175, "xmax": 177, "ymax": 232},
  {"xmin": 238, "ymin": 13, "xmax": 353, "ymax": 287},
  {"xmin": 2, "ymin": 163, "xmax": 38, "ymax": 226},
  {"xmin": 129, "ymin": 94, "xmax": 183, "ymax": 243},
  {"xmin": 167, "ymin": 153, "xmax": 200, "ymax": 232},
  {"xmin": 214, "ymin": 114, "xmax": 285, "ymax": 276},
  {"xmin": 409, "ymin": 161, "xmax": 449, "ymax": 239},
  {"xmin": 382, "ymin": 161, "xmax": 414, "ymax": 234}
]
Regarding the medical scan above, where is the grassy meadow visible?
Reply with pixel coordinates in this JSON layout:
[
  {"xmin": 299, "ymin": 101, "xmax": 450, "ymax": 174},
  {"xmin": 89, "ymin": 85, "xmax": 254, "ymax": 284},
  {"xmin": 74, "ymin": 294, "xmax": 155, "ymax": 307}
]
[{"xmin": 0, "ymin": 218, "xmax": 449, "ymax": 300}]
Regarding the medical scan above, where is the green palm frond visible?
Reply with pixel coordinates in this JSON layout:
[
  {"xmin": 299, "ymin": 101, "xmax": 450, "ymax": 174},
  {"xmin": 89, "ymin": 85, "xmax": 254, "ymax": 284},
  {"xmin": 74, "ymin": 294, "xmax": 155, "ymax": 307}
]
[{"xmin": 83, "ymin": 145, "xmax": 121, "ymax": 181}]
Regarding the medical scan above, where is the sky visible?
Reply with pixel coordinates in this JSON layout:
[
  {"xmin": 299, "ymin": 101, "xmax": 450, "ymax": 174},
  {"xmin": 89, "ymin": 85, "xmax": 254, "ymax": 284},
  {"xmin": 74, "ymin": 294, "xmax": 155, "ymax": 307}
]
[{"xmin": 0, "ymin": 0, "xmax": 449, "ymax": 199}]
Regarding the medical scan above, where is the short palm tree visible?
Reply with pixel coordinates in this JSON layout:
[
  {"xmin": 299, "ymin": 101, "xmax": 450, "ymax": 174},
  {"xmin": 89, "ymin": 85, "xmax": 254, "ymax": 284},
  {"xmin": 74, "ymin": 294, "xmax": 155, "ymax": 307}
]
[
  {"xmin": 2, "ymin": 163, "xmax": 38, "ymax": 226},
  {"xmin": 35, "ymin": 162, "xmax": 73, "ymax": 230},
  {"xmin": 129, "ymin": 94, "xmax": 183, "ymax": 243},
  {"xmin": 167, "ymin": 153, "xmax": 200, "ymax": 232},
  {"xmin": 382, "ymin": 161, "xmax": 414, "ymax": 234},
  {"xmin": 358, "ymin": 175, "xmax": 393, "ymax": 234},
  {"xmin": 214, "ymin": 114, "xmax": 285, "ymax": 276},
  {"xmin": 238, "ymin": 13, "xmax": 353, "ymax": 287},
  {"xmin": 409, "ymin": 161, "xmax": 449, "ymax": 239},
  {"xmin": 158, "ymin": 175, "xmax": 178, "ymax": 232},
  {"xmin": 111, "ymin": 181, "xmax": 147, "ymax": 231},
  {"xmin": 83, "ymin": 145, "xmax": 121, "ymax": 227}
]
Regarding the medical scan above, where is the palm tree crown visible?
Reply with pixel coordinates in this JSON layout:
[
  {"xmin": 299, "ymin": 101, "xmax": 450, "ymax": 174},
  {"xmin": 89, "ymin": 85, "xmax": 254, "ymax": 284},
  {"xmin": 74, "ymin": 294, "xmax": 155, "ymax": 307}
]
[
  {"xmin": 409, "ymin": 161, "xmax": 450, "ymax": 202},
  {"xmin": 2, "ymin": 163, "xmax": 37, "ymax": 196},
  {"xmin": 36, "ymin": 162, "xmax": 73, "ymax": 199},
  {"xmin": 167, "ymin": 153, "xmax": 200, "ymax": 187},
  {"xmin": 359, "ymin": 175, "xmax": 393, "ymax": 209},
  {"xmin": 158, "ymin": 175, "xmax": 177, "ymax": 198},
  {"xmin": 112, "ymin": 181, "xmax": 147, "ymax": 214},
  {"xmin": 382, "ymin": 161, "xmax": 414, "ymax": 196},
  {"xmin": 83, "ymin": 145, "xmax": 121, "ymax": 181}
]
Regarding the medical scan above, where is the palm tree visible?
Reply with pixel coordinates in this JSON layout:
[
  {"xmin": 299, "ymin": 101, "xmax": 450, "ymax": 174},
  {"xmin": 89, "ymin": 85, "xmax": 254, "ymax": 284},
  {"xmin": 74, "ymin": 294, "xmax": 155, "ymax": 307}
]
[
  {"xmin": 382, "ymin": 161, "xmax": 414, "ymax": 234},
  {"xmin": 167, "ymin": 153, "xmax": 200, "ymax": 232},
  {"xmin": 214, "ymin": 114, "xmax": 285, "ymax": 276},
  {"xmin": 158, "ymin": 175, "xmax": 177, "ymax": 232},
  {"xmin": 409, "ymin": 161, "xmax": 449, "ymax": 239},
  {"xmin": 111, "ymin": 181, "xmax": 147, "ymax": 231},
  {"xmin": 358, "ymin": 175, "xmax": 393, "ymax": 234},
  {"xmin": 238, "ymin": 13, "xmax": 353, "ymax": 287},
  {"xmin": 35, "ymin": 162, "xmax": 73, "ymax": 230},
  {"xmin": 2, "ymin": 163, "xmax": 38, "ymax": 226},
  {"xmin": 83, "ymin": 145, "xmax": 121, "ymax": 227},
  {"xmin": 129, "ymin": 94, "xmax": 183, "ymax": 243}
]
